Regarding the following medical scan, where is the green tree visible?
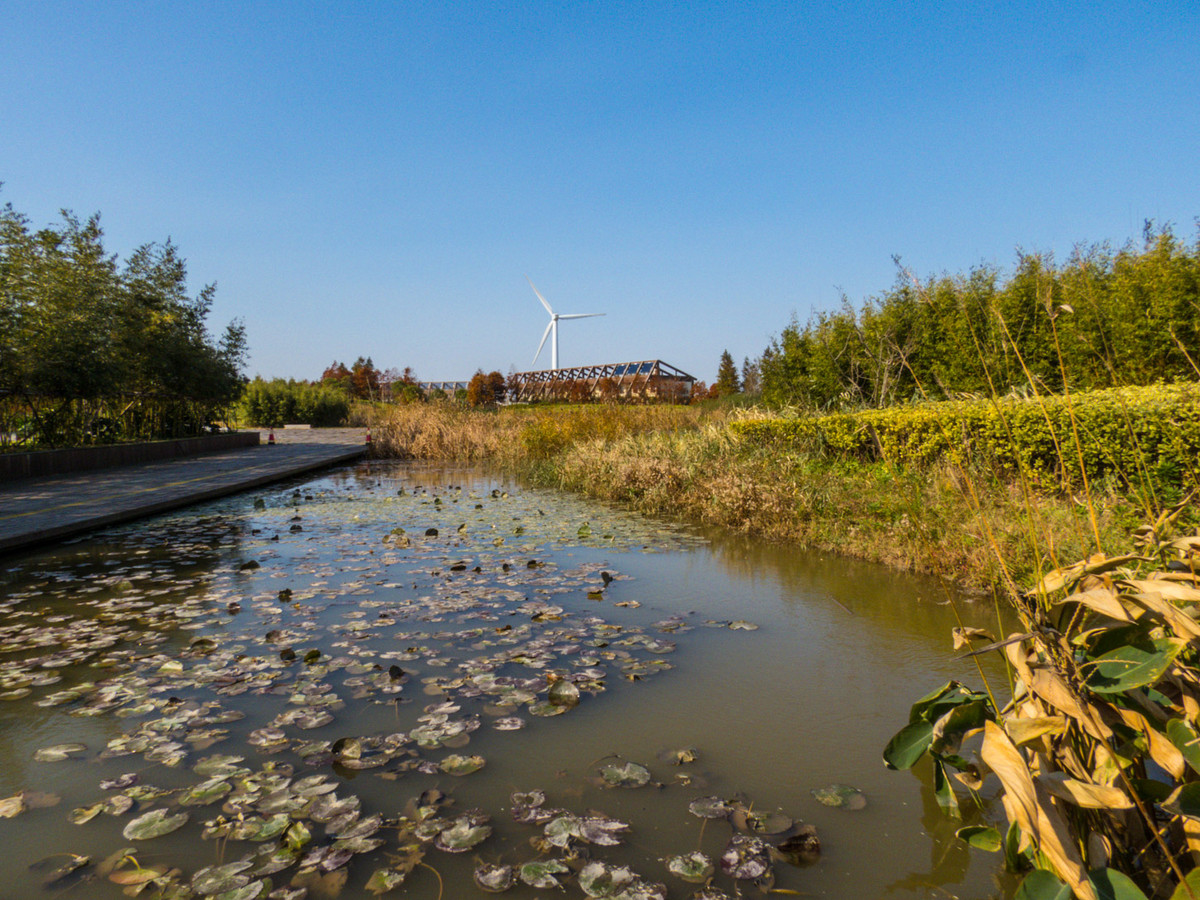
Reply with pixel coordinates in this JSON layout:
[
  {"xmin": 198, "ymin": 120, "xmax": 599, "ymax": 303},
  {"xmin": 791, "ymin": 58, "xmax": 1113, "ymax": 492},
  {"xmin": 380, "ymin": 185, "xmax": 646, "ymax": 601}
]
[
  {"xmin": 0, "ymin": 195, "xmax": 246, "ymax": 445},
  {"xmin": 715, "ymin": 350, "xmax": 741, "ymax": 396},
  {"xmin": 320, "ymin": 361, "xmax": 352, "ymax": 395},
  {"xmin": 740, "ymin": 356, "xmax": 761, "ymax": 395}
]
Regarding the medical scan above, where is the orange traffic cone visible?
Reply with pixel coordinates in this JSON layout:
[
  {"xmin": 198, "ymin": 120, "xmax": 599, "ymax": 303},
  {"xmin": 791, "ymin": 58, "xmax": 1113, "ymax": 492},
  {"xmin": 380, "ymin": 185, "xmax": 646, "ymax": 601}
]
[{"xmin": 267, "ymin": 428, "xmax": 275, "ymax": 446}]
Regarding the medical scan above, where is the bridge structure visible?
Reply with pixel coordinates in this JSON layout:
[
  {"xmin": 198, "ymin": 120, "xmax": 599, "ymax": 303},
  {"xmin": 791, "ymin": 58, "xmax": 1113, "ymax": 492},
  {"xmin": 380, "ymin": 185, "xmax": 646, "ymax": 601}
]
[
  {"xmin": 507, "ymin": 359, "xmax": 695, "ymax": 403},
  {"xmin": 416, "ymin": 381, "xmax": 468, "ymax": 394}
]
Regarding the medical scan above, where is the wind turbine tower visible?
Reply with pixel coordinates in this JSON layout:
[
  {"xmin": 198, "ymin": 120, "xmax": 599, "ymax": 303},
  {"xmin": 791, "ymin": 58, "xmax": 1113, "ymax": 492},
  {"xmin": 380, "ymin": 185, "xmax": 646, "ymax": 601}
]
[{"xmin": 527, "ymin": 276, "xmax": 605, "ymax": 371}]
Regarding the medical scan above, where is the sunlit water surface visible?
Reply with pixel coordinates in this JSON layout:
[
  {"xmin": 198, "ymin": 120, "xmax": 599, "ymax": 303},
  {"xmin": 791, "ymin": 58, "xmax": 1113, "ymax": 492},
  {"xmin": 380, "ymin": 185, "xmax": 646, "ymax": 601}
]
[{"xmin": 0, "ymin": 460, "xmax": 1017, "ymax": 899}]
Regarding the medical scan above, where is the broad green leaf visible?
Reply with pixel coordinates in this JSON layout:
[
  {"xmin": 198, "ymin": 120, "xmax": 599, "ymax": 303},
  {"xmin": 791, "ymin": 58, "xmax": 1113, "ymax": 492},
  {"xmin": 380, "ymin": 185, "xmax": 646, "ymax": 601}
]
[
  {"xmin": 883, "ymin": 720, "xmax": 933, "ymax": 770},
  {"xmin": 1015, "ymin": 869, "xmax": 1071, "ymax": 900},
  {"xmin": 1004, "ymin": 821, "xmax": 1027, "ymax": 873},
  {"xmin": 955, "ymin": 825, "xmax": 1002, "ymax": 852},
  {"xmin": 1170, "ymin": 868, "xmax": 1200, "ymax": 900},
  {"xmin": 1129, "ymin": 778, "xmax": 1172, "ymax": 804},
  {"xmin": 909, "ymin": 681, "xmax": 978, "ymax": 725},
  {"xmin": 931, "ymin": 699, "xmax": 990, "ymax": 755},
  {"xmin": 1167, "ymin": 718, "xmax": 1200, "ymax": 776},
  {"xmin": 1162, "ymin": 783, "xmax": 1200, "ymax": 818},
  {"xmin": 1082, "ymin": 636, "xmax": 1184, "ymax": 694},
  {"xmin": 1087, "ymin": 867, "xmax": 1150, "ymax": 900},
  {"xmin": 933, "ymin": 758, "xmax": 961, "ymax": 819}
]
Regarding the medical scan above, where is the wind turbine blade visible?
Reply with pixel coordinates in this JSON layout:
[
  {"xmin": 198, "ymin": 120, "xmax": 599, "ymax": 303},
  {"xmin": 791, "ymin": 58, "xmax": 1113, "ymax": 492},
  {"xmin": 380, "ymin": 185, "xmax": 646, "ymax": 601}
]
[
  {"xmin": 556, "ymin": 313, "xmax": 605, "ymax": 320},
  {"xmin": 533, "ymin": 320, "xmax": 553, "ymax": 365},
  {"xmin": 525, "ymin": 275, "xmax": 554, "ymax": 315}
]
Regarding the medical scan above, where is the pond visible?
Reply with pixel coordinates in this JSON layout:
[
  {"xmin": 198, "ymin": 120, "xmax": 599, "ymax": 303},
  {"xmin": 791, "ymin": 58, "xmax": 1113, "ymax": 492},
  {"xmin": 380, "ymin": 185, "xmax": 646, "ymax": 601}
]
[{"xmin": 0, "ymin": 460, "xmax": 1015, "ymax": 899}]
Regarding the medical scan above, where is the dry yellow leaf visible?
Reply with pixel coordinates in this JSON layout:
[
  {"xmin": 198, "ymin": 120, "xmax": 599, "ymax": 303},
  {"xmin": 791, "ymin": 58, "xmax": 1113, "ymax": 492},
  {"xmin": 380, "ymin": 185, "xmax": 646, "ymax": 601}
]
[
  {"xmin": 1053, "ymin": 587, "xmax": 1136, "ymax": 623},
  {"xmin": 981, "ymin": 721, "xmax": 1095, "ymax": 900},
  {"xmin": 1037, "ymin": 772, "xmax": 1133, "ymax": 809},
  {"xmin": 1005, "ymin": 715, "xmax": 1068, "ymax": 747},
  {"xmin": 1029, "ymin": 668, "xmax": 1112, "ymax": 742}
]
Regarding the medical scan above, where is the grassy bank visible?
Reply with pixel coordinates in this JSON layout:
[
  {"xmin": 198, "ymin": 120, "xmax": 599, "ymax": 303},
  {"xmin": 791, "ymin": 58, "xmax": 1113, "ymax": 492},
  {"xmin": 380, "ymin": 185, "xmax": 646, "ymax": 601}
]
[{"xmin": 371, "ymin": 397, "xmax": 1175, "ymax": 591}]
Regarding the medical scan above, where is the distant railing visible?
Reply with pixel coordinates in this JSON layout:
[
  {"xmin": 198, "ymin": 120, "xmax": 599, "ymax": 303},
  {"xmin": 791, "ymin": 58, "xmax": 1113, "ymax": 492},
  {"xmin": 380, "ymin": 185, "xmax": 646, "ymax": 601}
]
[
  {"xmin": 417, "ymin": 381, "xmax": 469, "ymax": 393},
  {"xmin": 507, "ymin": 360, "xmax": 695, "ymax": 403}
]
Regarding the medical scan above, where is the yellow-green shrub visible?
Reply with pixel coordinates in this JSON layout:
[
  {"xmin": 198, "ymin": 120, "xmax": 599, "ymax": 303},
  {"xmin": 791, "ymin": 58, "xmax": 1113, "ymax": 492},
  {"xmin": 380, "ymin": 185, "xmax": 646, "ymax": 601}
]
[{"xmin": 731, "ymin": 383, "xmax": 1200, "ymax": 491}]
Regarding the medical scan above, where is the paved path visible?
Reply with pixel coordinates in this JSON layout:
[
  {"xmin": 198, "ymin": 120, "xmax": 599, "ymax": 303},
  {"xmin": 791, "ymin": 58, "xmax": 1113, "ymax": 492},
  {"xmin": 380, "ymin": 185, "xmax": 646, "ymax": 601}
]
[{"xmin": 0, "ymin": 428, "xmax": 369, "ymax": 554}]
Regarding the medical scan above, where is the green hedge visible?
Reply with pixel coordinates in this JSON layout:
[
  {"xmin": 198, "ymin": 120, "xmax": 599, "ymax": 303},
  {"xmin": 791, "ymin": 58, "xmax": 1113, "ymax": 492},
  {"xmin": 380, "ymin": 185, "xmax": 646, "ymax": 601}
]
[{"xmin": 731, "ymin": 383, "xmax": 1200, "ymax": 489}]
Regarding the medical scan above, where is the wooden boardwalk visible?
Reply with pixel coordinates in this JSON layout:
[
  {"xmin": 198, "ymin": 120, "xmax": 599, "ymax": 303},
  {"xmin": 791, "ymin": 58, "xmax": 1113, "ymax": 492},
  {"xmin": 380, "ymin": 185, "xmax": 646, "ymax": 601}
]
[{"xmin": 0, "ymin": 429, "xmax": 368, "ymax": 554}]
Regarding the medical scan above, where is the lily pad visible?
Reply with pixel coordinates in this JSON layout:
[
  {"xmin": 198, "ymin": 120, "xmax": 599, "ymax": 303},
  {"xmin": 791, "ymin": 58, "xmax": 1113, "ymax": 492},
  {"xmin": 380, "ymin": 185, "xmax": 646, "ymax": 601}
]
[
  {"xmin": 720, "ymin": 834, "xmax": 771, "ymax": 880},
  {"xmin": 34, "ymin": 742, "xmax": 87, "ymax": 762},
  {"xmin": 193, "ymin": 861, "xmax": 255, "ymax": 894},
  {"xmin": 598, "ymin": 760, "xmax": 652, "ymax": 788},
  {"xmin": 30, "ymin": 852, "xmax": 91, "ymax": 887},
  {"xmin": 519, "ymin": 858, "xmax": 570, "ymax": 889},
  {"xmin": 179, "ymin": 776, "xmax": 233, "ymax": 806},
  {"xmin": 440, "ymin": 753, "xmax": 486, "ymax": 776},
  {"xmin": 473, "ymin": 862, "xmax": 515, "ymax": 892},
  {"xmin": 547, "ymin": 678, "xmax": 580, "ymax": 707},
  {"xmin": 812, "ymin": 783, "xmax": 867, "ymax": 810},
  {"xmin": 688, "ymin": 796, "xmax": 733, "ymax": 819},
  {"xmin": 665, "ymin": 851, "xmax": 715, "ymax": 883},
  {"xmin": 578, "ymin": 860, "xmax": 636, "ymax": 897},
  {"xmin": 435, "ymin": 815, "xmax": 492, "ymax": 852},
  {"xmin": 122, "ymin": 807, "xmax": 189, "ymax": 840},
  {"xmin": 365, "ymin": 866, "xmax": 409, "ymax": 893},
  {"xmin": 69, "ymin": 802, "xmax": 104, "ymax": 824}
]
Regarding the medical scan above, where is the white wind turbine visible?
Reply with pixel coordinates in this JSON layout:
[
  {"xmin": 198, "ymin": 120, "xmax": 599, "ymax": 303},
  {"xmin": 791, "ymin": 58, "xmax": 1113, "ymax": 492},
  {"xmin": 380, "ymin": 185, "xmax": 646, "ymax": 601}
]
[{"xmin": 527, "ymin": 276, "xmax": 605, "ymax": 371}]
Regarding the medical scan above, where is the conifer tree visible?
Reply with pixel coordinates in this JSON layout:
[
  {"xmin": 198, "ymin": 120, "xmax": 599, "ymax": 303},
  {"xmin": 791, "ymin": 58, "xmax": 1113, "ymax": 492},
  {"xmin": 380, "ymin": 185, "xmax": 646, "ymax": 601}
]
[{"xmin": 715, "ymin": 350, "xmax": 741, "ymax": 396}]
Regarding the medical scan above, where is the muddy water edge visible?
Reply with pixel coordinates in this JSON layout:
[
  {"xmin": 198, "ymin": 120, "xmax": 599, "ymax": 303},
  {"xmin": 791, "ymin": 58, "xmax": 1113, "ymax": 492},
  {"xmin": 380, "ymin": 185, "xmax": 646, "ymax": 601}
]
[{"xmin": 0, "ymin": 459, "xmax": 1016, "ymax": 899}]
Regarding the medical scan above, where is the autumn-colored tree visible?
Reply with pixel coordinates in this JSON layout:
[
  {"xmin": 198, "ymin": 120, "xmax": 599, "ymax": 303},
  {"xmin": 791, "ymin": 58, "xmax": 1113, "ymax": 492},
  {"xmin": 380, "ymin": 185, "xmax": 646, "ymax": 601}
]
[
  {"xmin": 716, "ymin": 350, "xmax": 741, "ymax": 395},
  {"xmin": 467, "ymin": 369, "xmax": 505, "ymax": 406},
  {"xmin": 466, "ymin": 371, "xmax": 488, "ymax": 406},
  {"xmin": 567, "ymin": 379, "xmax": 592, "ymax": 403},
  {"xmin": 487, "ymin": 371, "xmax": 506, "ymax": 404},
  {"xmin": 689, "ymin": 380, "xmax": 708, "ymax": 403},
  {"xmin": 320, "ymin": 361, "xmax": 352, "ymax": 395},
  {"xmin": 350, "ymin": 357, "xmax": 380, "ymax": 400},
  {"xmin": 597, "ymin": 376, "xmax": 619, "ymax": 402},
  {"xmin": 385, "ymin": 366, "xmax": 424, "ymax": 403}
]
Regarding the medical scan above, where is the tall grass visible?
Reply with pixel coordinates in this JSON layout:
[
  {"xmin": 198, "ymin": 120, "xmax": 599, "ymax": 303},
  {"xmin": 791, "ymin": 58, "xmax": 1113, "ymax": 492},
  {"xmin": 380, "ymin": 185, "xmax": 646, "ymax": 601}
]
[
  {"xmin": 373, "ymin": 403, "xmax": 705, "ymax": 463},
  {"xmin": 371, "ymin": 399, "xmax": 1148, "ymax": 592}
]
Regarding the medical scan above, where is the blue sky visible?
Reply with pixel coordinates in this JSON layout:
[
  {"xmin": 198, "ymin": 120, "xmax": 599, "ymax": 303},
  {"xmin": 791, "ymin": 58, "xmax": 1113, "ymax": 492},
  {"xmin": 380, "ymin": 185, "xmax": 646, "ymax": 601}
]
[{"xmin": 3, "ymin": 2, "xmax": 1198, "ymax": 384}]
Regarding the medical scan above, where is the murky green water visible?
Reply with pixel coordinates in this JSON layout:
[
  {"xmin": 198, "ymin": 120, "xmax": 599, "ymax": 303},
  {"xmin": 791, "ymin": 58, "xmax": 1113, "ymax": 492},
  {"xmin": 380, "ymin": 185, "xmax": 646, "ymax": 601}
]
[{"xmin": 0, "ymin": 460, "xmax": 1016, "ymax": 899}]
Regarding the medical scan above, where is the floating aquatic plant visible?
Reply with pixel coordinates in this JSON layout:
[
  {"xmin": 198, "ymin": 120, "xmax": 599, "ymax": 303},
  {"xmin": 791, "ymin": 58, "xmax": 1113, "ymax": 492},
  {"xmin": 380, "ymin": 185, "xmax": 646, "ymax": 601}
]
[
  {"xmin": 811, "ymin": 782, "xmax": 867, "ymax": 810},
  {"xmin": 665, "ymin": 850, "xmax": 715, "ymax": 882},
  {"xmin": 596, "ymin": 759, "xmax": 653, "ymax": 789},
  {"xmin": 123, "ymin": 808, "xmax": 189, "ymax": 840},
  {"xmin": 0, "ymin": 466, "xmax": 794, "ymax": 898}
]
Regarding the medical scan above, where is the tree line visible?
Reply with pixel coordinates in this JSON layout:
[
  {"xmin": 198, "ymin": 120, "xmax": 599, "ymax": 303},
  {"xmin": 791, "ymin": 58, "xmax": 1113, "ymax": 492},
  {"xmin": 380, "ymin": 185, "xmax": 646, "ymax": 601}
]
[
  {"xmin": 714, "ymin": 222, "xmax": 1200, "ymax": 409},
  {"xmin": 0, "ymin": 194, "xmax": 247, "ymax": 446}
]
